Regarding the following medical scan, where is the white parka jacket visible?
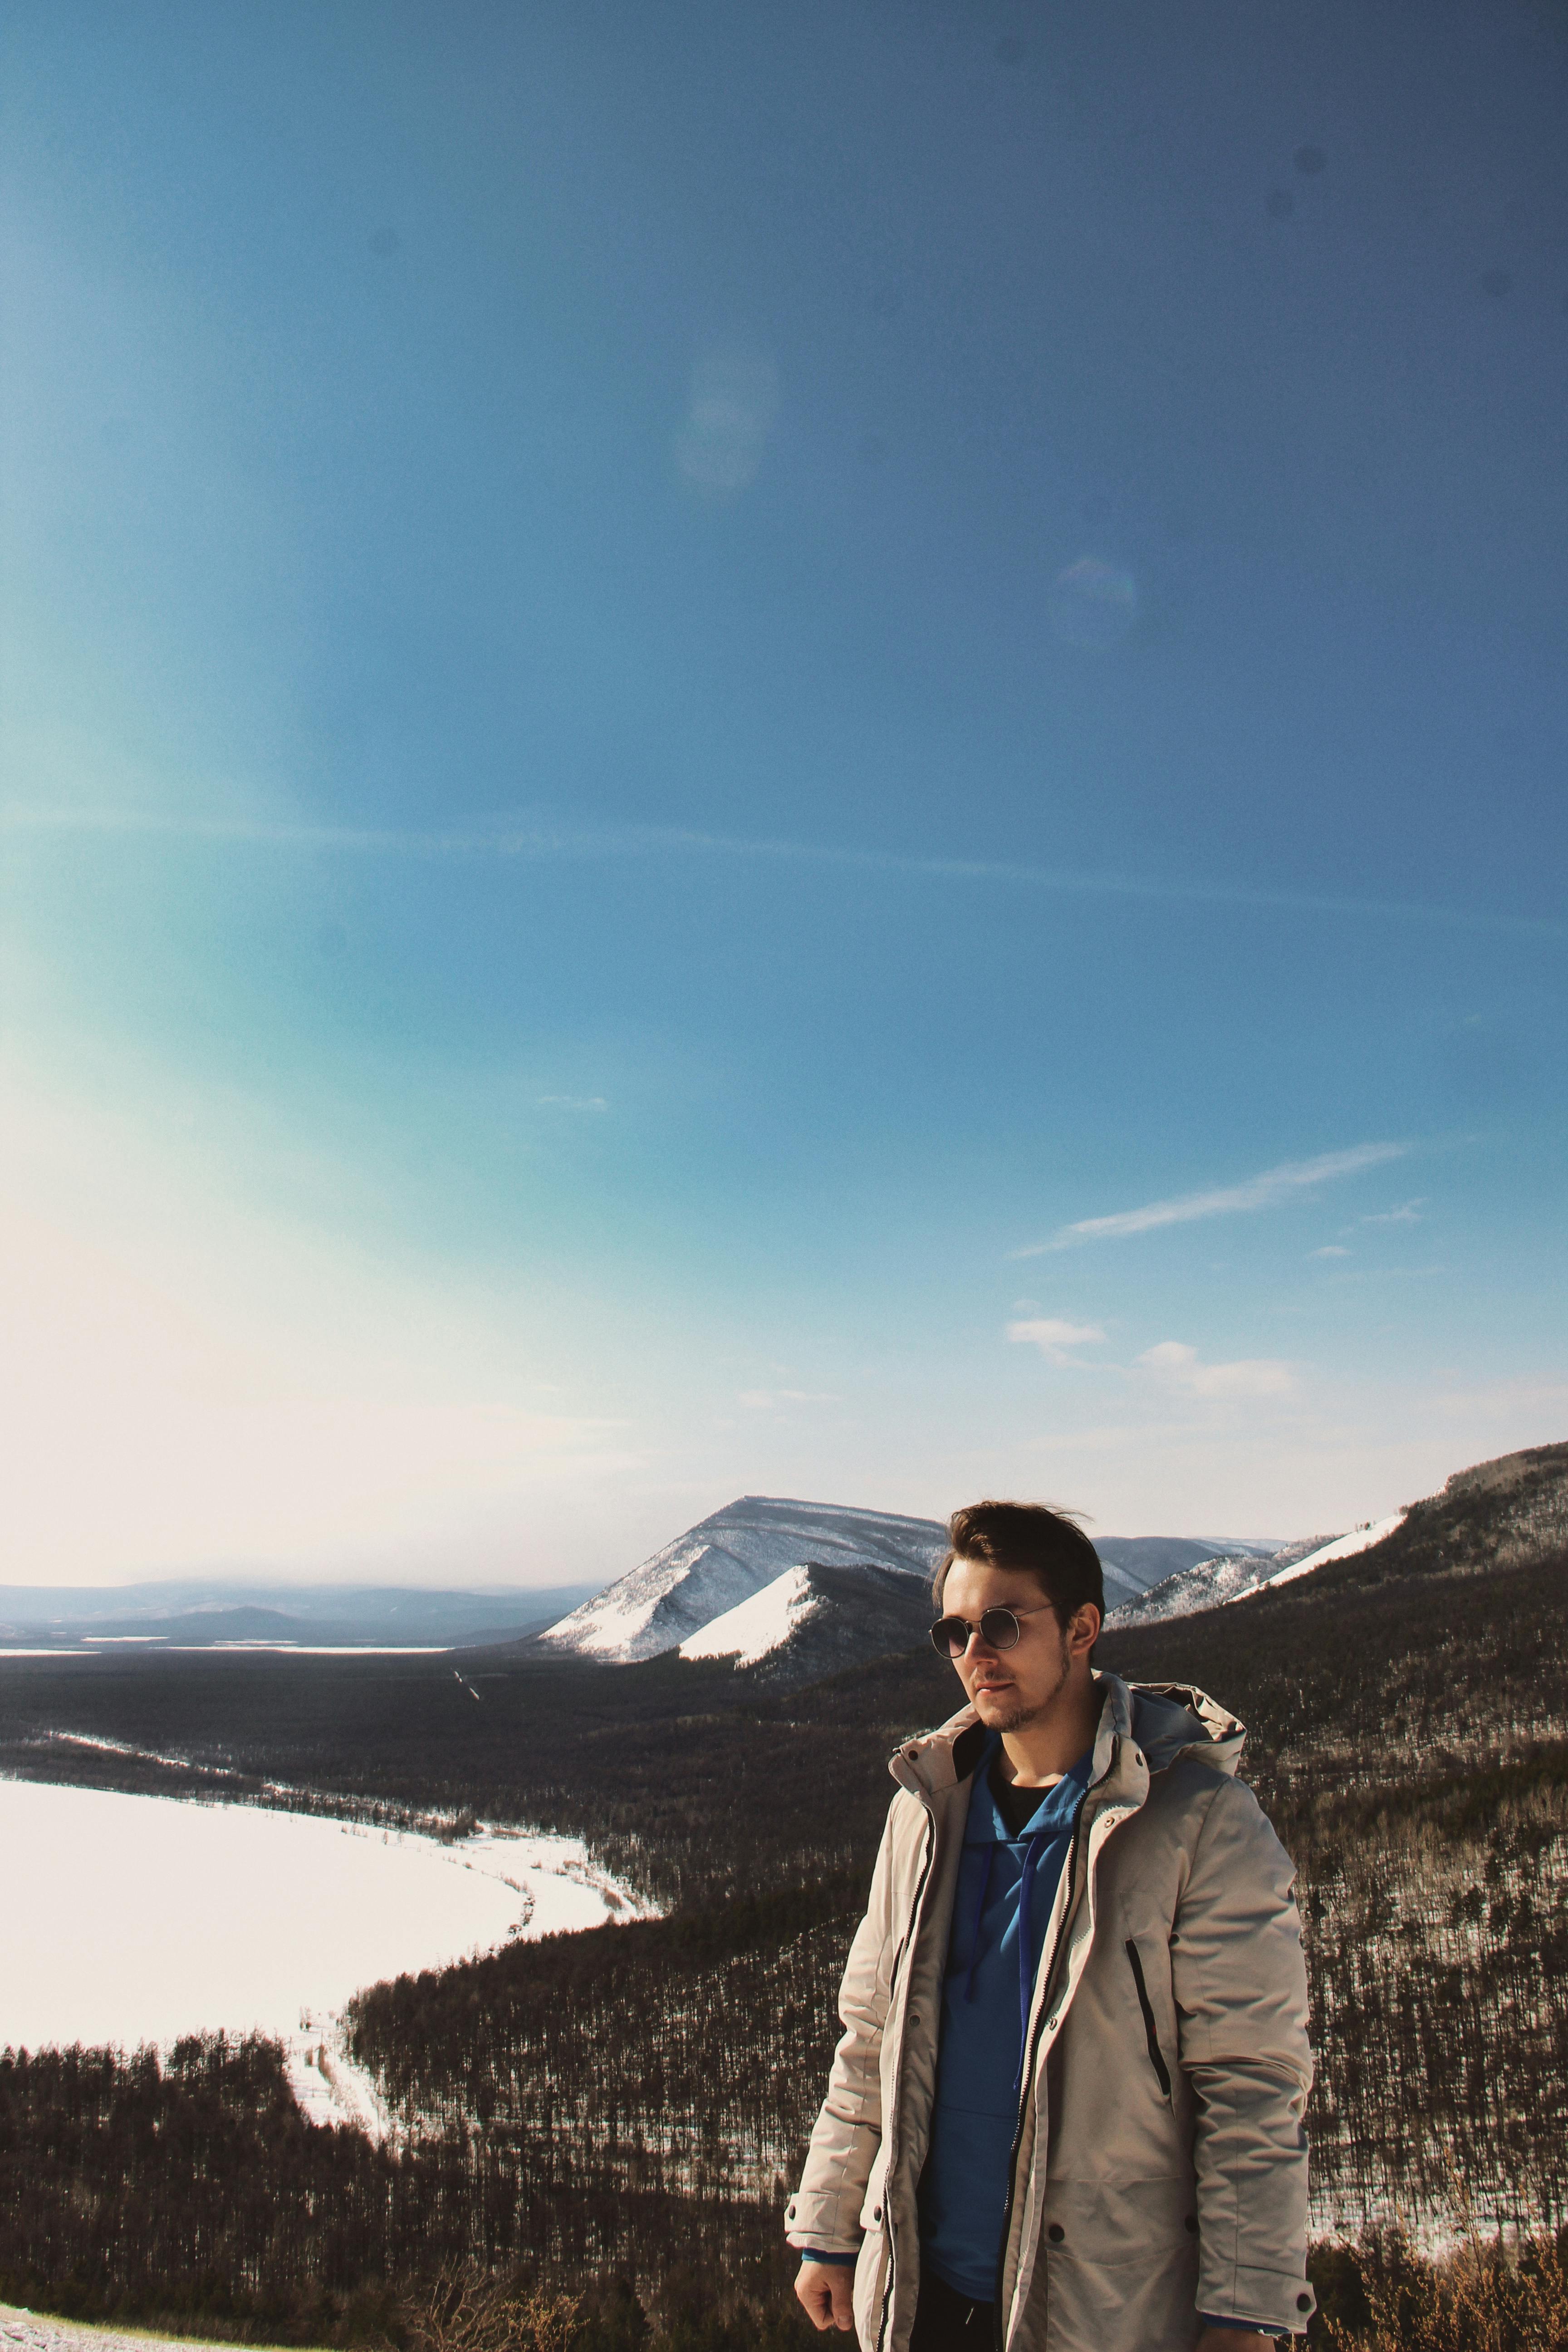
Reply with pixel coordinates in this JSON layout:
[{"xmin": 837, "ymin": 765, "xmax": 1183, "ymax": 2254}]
[{"xmin": 785, "ymin": 1673, "xmax": 1315, "ymax": 2352}]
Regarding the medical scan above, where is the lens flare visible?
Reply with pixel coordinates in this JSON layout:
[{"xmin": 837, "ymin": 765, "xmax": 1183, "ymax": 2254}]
[
  {"xmin": 1048, "ymin": 558, "xmax": 1139, "ymax": 649},
  {"xmin": 674, "ymin": 344, "xmax": 780, "ymax": 497}
]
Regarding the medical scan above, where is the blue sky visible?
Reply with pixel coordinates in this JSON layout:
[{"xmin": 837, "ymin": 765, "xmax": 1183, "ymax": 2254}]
[{"xmin": 4, "ymin": 0, "xmax": 1567, "ymax": 1584}]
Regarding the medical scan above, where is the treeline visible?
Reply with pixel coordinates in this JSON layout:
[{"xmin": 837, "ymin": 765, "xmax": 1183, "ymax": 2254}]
[
  {"xmin": 1299, "ymin": 1759, "xmax": 1568, "ymax": 2232},
  {"xmin": 0, "ymin": 2034, "xmax": 805, "ymax": 2347},
  {"xmin": 0, "ymin": 2034, "xmax": 426, "ymax": 2341}
]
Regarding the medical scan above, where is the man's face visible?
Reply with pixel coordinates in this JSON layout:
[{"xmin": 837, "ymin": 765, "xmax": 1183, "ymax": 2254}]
[{"xmin": 939, "ymin": 1557, "xmax": 1073, "ymax": 1734}]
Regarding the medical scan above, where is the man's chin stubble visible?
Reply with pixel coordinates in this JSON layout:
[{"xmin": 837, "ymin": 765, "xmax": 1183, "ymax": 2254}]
[
  {"xmin": 976, "ymin": 1647, "xmax": 1071, "ymax": 1735},
  {"xmin": 988, "ymin": 1699, "xmax": 1044, "ymax": 1734}
]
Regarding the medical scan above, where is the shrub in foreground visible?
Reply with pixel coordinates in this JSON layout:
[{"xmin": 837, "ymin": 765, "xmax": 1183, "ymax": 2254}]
[{"xmin": 1310, "ymin": 2222, "xmax": 1568, "ymax": 2351}]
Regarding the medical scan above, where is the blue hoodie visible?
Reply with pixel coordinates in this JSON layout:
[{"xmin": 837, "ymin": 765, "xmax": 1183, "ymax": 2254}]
[{"xmin": 917, "ymin": 1735, "xmax": 1092, "ymax": 2304}]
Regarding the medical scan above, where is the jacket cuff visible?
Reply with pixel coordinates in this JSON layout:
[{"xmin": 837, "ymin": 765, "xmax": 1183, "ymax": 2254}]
[
  {"xmin": 800, "ymin": 2250, "xmax": 859, "ymax": 2267},
  {"xmin": 1197, "ymin": 2266, "xmax": 1316, "ymax": 2335},
  {"xmin": 786, "ymin": 2188, "xmax": 866, "ymax": 2254}
]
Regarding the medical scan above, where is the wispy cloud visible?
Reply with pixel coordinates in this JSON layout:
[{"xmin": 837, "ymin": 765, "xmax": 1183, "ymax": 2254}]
[
  {"xmin": 738, "ymin": 1387, "xmax": 840, "ymax": 1409},
  {"xmin": 4, "ymin": 805, "xmax": 1564, "ymax": 941},
  {"xmin": 1361, "ymin": 1198, "xmax": 1425, "ymax": 1226},
  {"xmin": 1015, "ymin": 1143, "xmax": 1407, "ymax": 1257},
  {"xmin": 537, "ymin": 1094, "xmax": 608, "ymax": 1112},
  {"xmin": 1006, "ymin": 1317, "xmax": 1107, "ymax": 1363},
  {"xmin": 1311, "ymin": 1244, "xmax": 1352, "ymax": 1259},
  {"xmin": 1137, "ymin": 1341, "xmax": 1294, "ymax": 1399}
]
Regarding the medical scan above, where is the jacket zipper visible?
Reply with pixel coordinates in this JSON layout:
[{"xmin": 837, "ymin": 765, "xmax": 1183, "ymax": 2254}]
[
  {"xmin": 876, "ymin": 1805, "xmax": 936, "ymax": 2352},
  {"xmin": 1124, "ymin": 1940, "xmax": 1172, "ymax": 2099},
  {"xmin": 989, "ymin": 1793, "xmax": 1091, "ymax": 2348}
]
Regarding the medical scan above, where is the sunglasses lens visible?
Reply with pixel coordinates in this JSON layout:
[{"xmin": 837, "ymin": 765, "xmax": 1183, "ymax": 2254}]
[
  {"xmin": 980, "ymin": 1607, "xmax": 1021, "ymax": 1650},
  {"xmin": 930, "ymin": 1617, "xmax": 968, "ymax": 1658}
]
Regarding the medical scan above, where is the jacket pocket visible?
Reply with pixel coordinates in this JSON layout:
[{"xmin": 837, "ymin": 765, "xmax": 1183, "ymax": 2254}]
[
  {"xmin": 1124, "ymin": 1940, "xmax": 1172, "ymax": 2101},
  {"xmin": 851, "ymin": 2215, "xmax": 890, "ymax": 2352}
]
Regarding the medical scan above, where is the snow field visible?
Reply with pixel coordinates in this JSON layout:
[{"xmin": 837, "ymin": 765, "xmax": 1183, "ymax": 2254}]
[{"xmin": 0, "ymin": 1778, "xmax": 650, "ymax": 2133}]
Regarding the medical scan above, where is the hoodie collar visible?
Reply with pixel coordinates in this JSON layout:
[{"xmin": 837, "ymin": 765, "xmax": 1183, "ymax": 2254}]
[{"xmin": 889, "ymin": 1671, "xmax": 1246, "ymax": 1805}]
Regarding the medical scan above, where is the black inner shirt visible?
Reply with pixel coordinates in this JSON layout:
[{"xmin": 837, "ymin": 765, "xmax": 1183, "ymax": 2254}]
[{"xmin": 988, "ymin": 1753, "xmax": 1068, "ymax": 1838}]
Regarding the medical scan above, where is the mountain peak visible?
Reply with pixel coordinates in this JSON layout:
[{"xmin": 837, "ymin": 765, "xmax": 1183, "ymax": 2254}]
[{"xmin": 537, "ymin": 1495, "xmax": 947, "ymax": 1662}]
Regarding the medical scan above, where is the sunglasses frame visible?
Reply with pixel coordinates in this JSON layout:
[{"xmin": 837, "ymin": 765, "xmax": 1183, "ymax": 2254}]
[{"xmin": 928, "ymin": 1599, "xmax": 1059, "ymax": 1659}]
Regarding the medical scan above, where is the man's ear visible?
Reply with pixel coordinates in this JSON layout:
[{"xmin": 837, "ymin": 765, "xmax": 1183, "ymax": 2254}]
[{"xmin": 1067, "ymin": 1603, "xmax": 1101, "ymax": 1658}]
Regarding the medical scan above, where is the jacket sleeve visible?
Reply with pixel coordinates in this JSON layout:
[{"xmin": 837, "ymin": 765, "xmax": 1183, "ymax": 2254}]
[
  {"xmin": 1171, "ymin": 1774, "xmax": 1316, "ymax": 2335},
  {"xmin": 785, "ymin": 1794, "xmax": 905, "ymax": 2255}
]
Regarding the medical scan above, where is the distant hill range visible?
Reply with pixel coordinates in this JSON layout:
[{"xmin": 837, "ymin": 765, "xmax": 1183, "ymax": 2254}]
[
  {"xmin": 676, "ymin": 1560, "xmax": 936, "ymax": 1686},
  {"xmin": 534, "ymin": 1495, "xmax": 1289, "ymax": 1677},
  {"xmin": 1102, "ymin": 1525, "xmax": 1385, "ymax": 1627},
  {"xmin": 1107, "ymin": 1437, "xmax": 1568, "ymax": 1630},
  {"xmin": 533, "ymin": 1441, "xmax": 1568, "ymax": 1679},
  {"xmin": 0, "ymin": 1580, "xmax": 598, "ymax": 1652}
]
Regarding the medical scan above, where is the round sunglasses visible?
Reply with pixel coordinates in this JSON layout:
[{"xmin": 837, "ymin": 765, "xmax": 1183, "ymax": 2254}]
[{"xmin": 929, "ymin": 1600, "xmax": 1057, "ymax": 1660}]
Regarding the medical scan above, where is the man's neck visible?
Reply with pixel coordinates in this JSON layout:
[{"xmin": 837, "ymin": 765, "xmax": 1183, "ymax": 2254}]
[{"xmin": 995, "ymin": 1674, "xmax": 1104, "ymax": 1787}]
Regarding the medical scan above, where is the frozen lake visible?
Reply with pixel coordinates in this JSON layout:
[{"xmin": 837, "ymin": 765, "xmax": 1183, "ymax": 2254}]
[{"xmin": 0, "ymin": 1776, "xmax": 645, "ymax": 2126}]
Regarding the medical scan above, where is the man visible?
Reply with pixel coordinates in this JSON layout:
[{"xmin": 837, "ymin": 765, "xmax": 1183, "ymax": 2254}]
[{"xmin": 787, "ymin": 1500, "xmax": 1314, "ymax": 2352}]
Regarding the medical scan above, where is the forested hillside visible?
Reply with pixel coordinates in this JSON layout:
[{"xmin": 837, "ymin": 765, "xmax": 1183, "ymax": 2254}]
[
  {"xmin": 0, "ymin": 2034, "xmax": 799, "ymax": 2344},
  {"xmin": 349, "ymin": 1884, "xmax": 858, "ymax": 2200}
]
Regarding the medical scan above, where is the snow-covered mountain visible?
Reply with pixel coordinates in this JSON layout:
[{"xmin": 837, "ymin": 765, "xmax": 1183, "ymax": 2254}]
[
  {"xmin": 678, "ymin": 1559, "xmax": 936, "ymax": 1688},
  {"xmin": 1094, "ymin": 1535, "xmax": 1281, "ymax": 1605},
  {"xmin": 1104, "ymin": 1537, "xmax": 1333, "ymax": 1628},
  {"xmin": 1102, "ymin": 1516, "xmax": 1410, "ymax": 1628},
  {"xmin": 536, "ymin": 1495, "xmax": 947, "ymax": 1662}
]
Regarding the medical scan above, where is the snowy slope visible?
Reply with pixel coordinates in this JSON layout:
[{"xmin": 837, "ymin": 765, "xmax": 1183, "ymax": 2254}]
[
  {"xmin": 1094, "ymin": 1534, "xmax": 1282, "ymax": 1602},
  {"xmin": 1103, "ymin": 1535, "xmax": 1329, "ymax": 1628},
  {"xmin": 679, "ymin": 1566, "xmax": 823, "ymax": 1666},
  {"xmin": 538, "ymin": 1495, "xmax": 946, "ymax": 1662},
  {"xmin": 1102, "ymin": 1516, "xmax": 1418, "ymax": 1629},
  {"xmin": 681, "ymin": 1559, "xmax": 938, "ymax": 1688},
  {"xmin": 1262, "ymin": 1513, "xmax": 1408, "ymax": 1588}
]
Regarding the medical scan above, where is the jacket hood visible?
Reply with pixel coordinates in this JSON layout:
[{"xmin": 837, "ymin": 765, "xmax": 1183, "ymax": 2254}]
[
  {"xmin": 1128, "ymin": 1681, "xmax": 1245, "ymax": 1776},
  {"xmin": 889, "ymin": 1670, "xmax": 1245, "ymax": 1799}
]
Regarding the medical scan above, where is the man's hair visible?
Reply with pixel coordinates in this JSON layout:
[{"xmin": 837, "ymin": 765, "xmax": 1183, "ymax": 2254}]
[{"xmin": 932, "ymin": 1499, "xmax": 1105, "ymax": 1625}]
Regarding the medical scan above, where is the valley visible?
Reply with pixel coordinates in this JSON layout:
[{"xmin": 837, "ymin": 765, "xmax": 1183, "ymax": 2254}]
[{"xmin": 3, "ymin": 1450, "xmax": 1566, "ymax": 2340}]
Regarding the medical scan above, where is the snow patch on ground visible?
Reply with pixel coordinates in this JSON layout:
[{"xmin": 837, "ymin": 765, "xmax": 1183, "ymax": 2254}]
[
  {"xmin": 1264, "ymin": 1512, "xmax": 1408, "ymax": 1587},
  {"xmin": 0, "ymin": 2305, "xmax": 264, "ymax": 2352},
  {"xmin": 677, "ymin": 1565, "xmax": 821, "ymax": 1666}
]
